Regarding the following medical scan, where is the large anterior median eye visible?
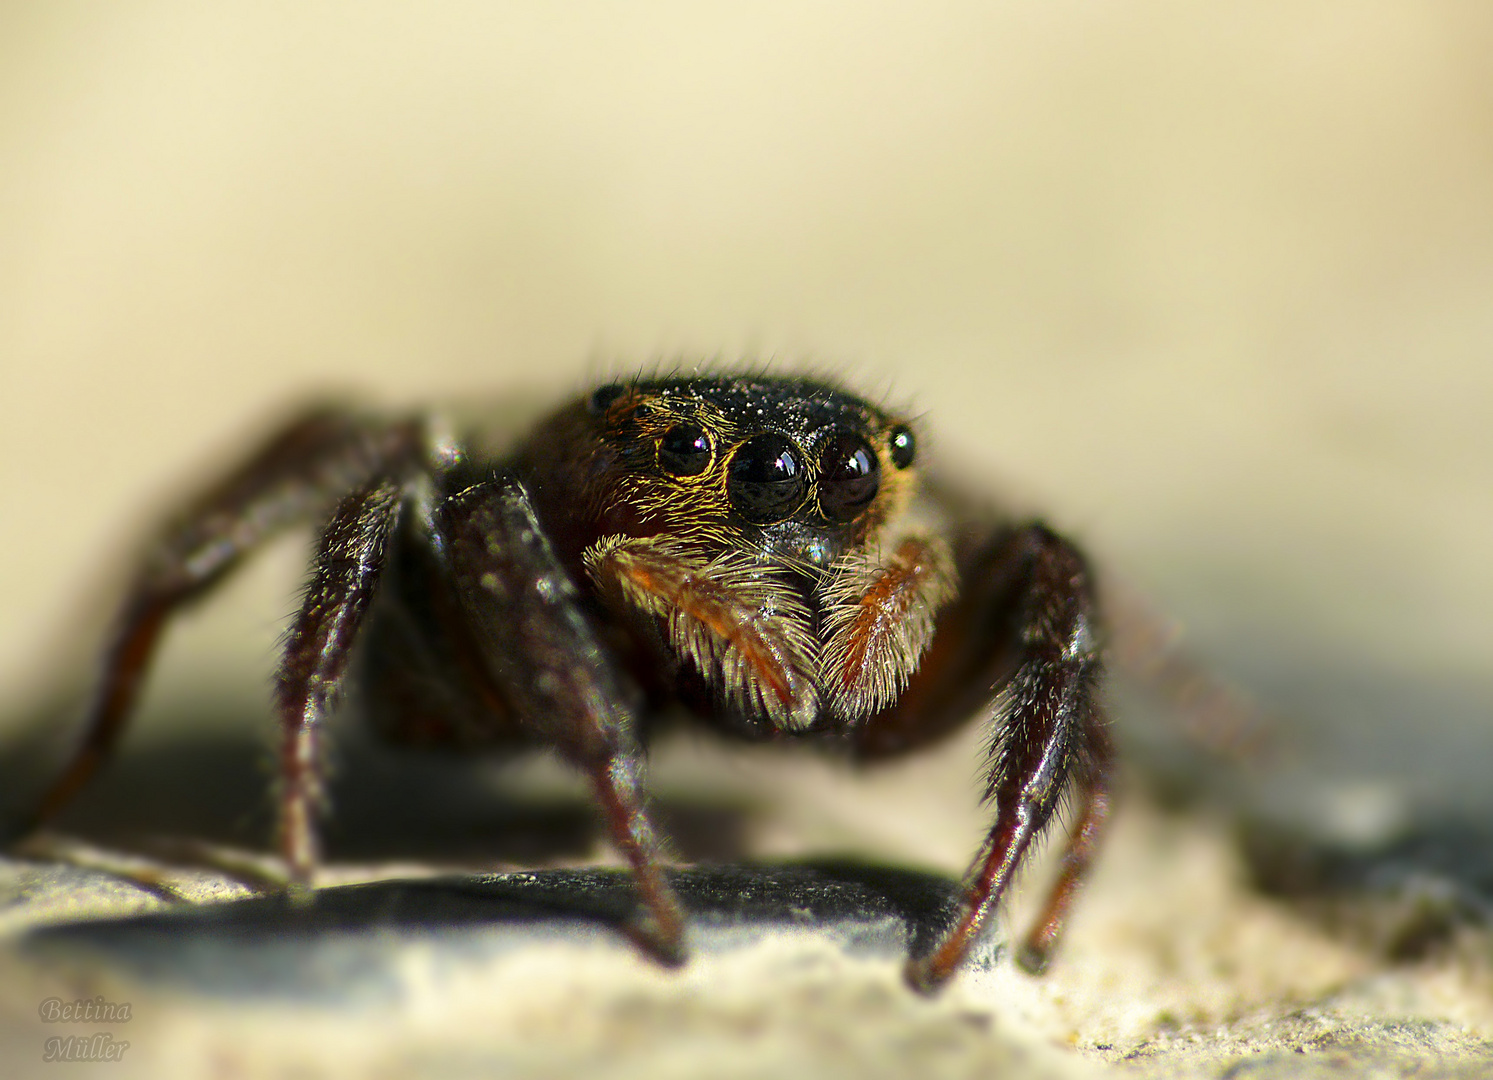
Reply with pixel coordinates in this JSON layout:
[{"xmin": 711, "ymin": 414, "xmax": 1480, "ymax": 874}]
[
  {"xmin": 727, "ymin": 434, "xmax": 806, "ymax": 522},
  {"xmin": 658, "ymin": 423, "xmax": 713, "ymax": 475},
  {"xmin": 817, "ymin": 431, "xmax": 880, "ymax": 522}
]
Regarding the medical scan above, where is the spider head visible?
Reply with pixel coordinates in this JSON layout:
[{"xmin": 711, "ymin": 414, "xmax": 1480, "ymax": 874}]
[{"xmin": 585, "ymin": 376, "xmax": 919, "ymax": 568}]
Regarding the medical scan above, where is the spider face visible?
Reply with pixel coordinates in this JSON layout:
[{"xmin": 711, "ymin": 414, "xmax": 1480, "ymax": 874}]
[
  {"xmin": 564, "ymin": 376, "xmax": 919, "ymax": 571},
  {"xmin": 26, "ymin": 371, "xmax": 1115, "ymax": 995}
]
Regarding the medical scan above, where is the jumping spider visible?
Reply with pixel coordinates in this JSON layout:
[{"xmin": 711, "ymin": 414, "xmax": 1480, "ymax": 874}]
[{"xmin": 24, "ymin": 374, "xmax": 1112, "ymax": 993}]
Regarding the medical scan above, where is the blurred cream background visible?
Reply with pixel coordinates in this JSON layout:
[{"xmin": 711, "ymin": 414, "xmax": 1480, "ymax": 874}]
[{"xmin": 1, "ymin": 2, "xmax": 1491, "ymax": 799}]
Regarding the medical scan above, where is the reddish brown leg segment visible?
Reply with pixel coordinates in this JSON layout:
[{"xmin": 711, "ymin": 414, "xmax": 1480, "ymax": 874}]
[
  {"xmin": 436, "ymin": 475, "xmax": 686, "ymax": 961},
  {"xmin": 23, "ymin": 410, "xmax": 423, "ymax": 839},
  {"xmin": 1105, "ymin": 578, "xmax": 1274, "ymax": 761},
  {"xmin": 1016, "ymin": 728, "xmax": 1114, "ymax": 974},
  {"xmin": 905, "ymin": 803, "xmax": 1046, "ymax": 993},
  {"xmin": 584, "ymin": 759, "xmax": 686, "ymax": 965},
  {"xmin": 28, "ymin": 599, "xmax": 169, "ymax": 828},
  {"xmin": 275, "ymin": 479, "xmax": 406, "ymax": 883},
  {"xmin": 881, "ymin": 523, "xmax": 1110, "ymax": 994}
]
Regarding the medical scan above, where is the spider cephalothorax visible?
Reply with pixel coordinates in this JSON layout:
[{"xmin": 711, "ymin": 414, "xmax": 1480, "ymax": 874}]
[
  {"xmin": 518, "ymin": 376, "xmax": 950, "ymax": 733},
  {"xmin": 22, "ymin": 372, "xmax": 1113, "ymax": 993}
]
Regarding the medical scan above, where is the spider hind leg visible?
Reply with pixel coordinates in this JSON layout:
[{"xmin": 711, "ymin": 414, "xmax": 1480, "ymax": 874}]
[{"xmin": 21, "ymin": 410, "xmax": 424, "ymax": 851}]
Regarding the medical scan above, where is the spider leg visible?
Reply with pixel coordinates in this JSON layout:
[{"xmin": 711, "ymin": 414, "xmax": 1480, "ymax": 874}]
[
  {"xmin": 1013, "ymin": 724, "xmax": 1113, "ymax": 974},
  {"xmin": 859, "ymin": 523, "xmax": 1112, "ymax": 994},
  {"xmin": 276, "ymin": 477, "xmax": 407, "ymax": 883},
  {"xmin": 357, "ymin": 515, "xmax": 526, "ymax": 750},
  {"xmin": 1104, "ymin": 576, "xmax": 1274, "ymax": 760},
  {"xmin": 22, "ymin": 409, "xmax": 423, "ymax": 837},
  {"xmin": 435, "ymin": 475, "xmax": 685, "ymax": 963}
]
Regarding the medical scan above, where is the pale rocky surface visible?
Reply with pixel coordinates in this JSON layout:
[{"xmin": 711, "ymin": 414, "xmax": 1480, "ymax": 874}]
[{"xmin": 3, "ymin": 726, "xmax": 1493, "ymax": 1078}]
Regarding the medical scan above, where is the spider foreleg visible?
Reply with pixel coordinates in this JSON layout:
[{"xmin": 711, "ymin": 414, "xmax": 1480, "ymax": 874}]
[
  {"xmin": 438, "ymin": 478, "xmax": 685, "ymax": 962},
  {"xmin": 904, "ymin": 523, "xmax": 1111, "ymax": 994}
]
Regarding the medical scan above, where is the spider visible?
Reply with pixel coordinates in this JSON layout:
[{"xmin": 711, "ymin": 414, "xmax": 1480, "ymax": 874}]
[{"xmin": 21, "ymin": 373, "xmax": 1113, "ymax": 994}]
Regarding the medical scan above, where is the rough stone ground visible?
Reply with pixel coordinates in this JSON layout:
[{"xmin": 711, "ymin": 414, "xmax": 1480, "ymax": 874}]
[{"xmin": 3, "ymin": 720, "xmax": 1493, "ymax": 1079}]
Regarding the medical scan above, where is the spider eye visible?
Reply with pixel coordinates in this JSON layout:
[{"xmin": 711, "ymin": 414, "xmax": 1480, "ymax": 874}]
[
  {"xmin": 888, "ymin": 425, "xmax": 916, "ymax": 469},
  {"xmin": 658, "ymin": 423, "xmax": 713, "ymax": 476},
  {"xmin": 589, "ymin": 383, "xmax": 627, "ymax": 415},
  {"xmin": 727, "ymin": 434, "xmax": 807, "ymax": 523},
  {"xmin": 817, "ymin": 431, "xmax": 880, "ymax": 522}
]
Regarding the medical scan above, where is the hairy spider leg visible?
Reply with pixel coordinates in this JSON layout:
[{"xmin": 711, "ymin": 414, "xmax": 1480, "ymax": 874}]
[
  {"xmin": 1013, "ymin": 731, "xmax": 1113, "ymax": 974},
  {"xmin": 357, "ymin": 506, "xmax": 528, "ymax": 751},
  {"xmin": 435, "ymin": 476, "xmax": 686, "ymax": 963},
  {"xmin": 24, "ymin": 410, "xmax": 424, "ymax": 839},
  {"xmin": 858, "ymin": 523, "xmax": 1114, "ymax": 994},
  {"xmin": 1104, "ymin": 577, "xmax": 1274, "ymax": 761},
  {"xmin": 276, "ymin": 477, "xmax": 408, "ymax": 883}
]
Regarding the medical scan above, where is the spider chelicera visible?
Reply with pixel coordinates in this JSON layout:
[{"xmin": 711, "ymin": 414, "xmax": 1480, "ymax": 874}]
[{"xmin": 22, "ymin": 374, "xmax": 1113, "ymax": 993}]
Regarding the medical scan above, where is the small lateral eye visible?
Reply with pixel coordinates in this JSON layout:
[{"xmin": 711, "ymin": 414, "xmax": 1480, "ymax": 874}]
[
  {"xmin": 889, "ymin": 425, "xmax": 916, "ymax": 469},
  {"xmin": 817, "ymin": 431, "xmax": 880, "ymax": 522},
  {"xmin": 658, "ymin": 423, "xmax": 713, "ymax": 476},
  {"xmin": 589, "ymin": 383, "xmax": 627, "ymax": 415},
  {"xmin": 728, "ymin": 434, "xmax": 807, "ymax": 523}
]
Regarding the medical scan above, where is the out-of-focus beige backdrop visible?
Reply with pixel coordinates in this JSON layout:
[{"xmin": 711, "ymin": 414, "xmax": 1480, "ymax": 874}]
[{"xmin": 2, "ymin": 2, "xmax": 1490, "ymax": 798}]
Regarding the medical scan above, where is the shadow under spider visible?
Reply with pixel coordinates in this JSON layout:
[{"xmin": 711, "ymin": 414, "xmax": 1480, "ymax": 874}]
[{"xmin": 0, "ymin": 694, "xmax": 758, "ymax": 870}]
